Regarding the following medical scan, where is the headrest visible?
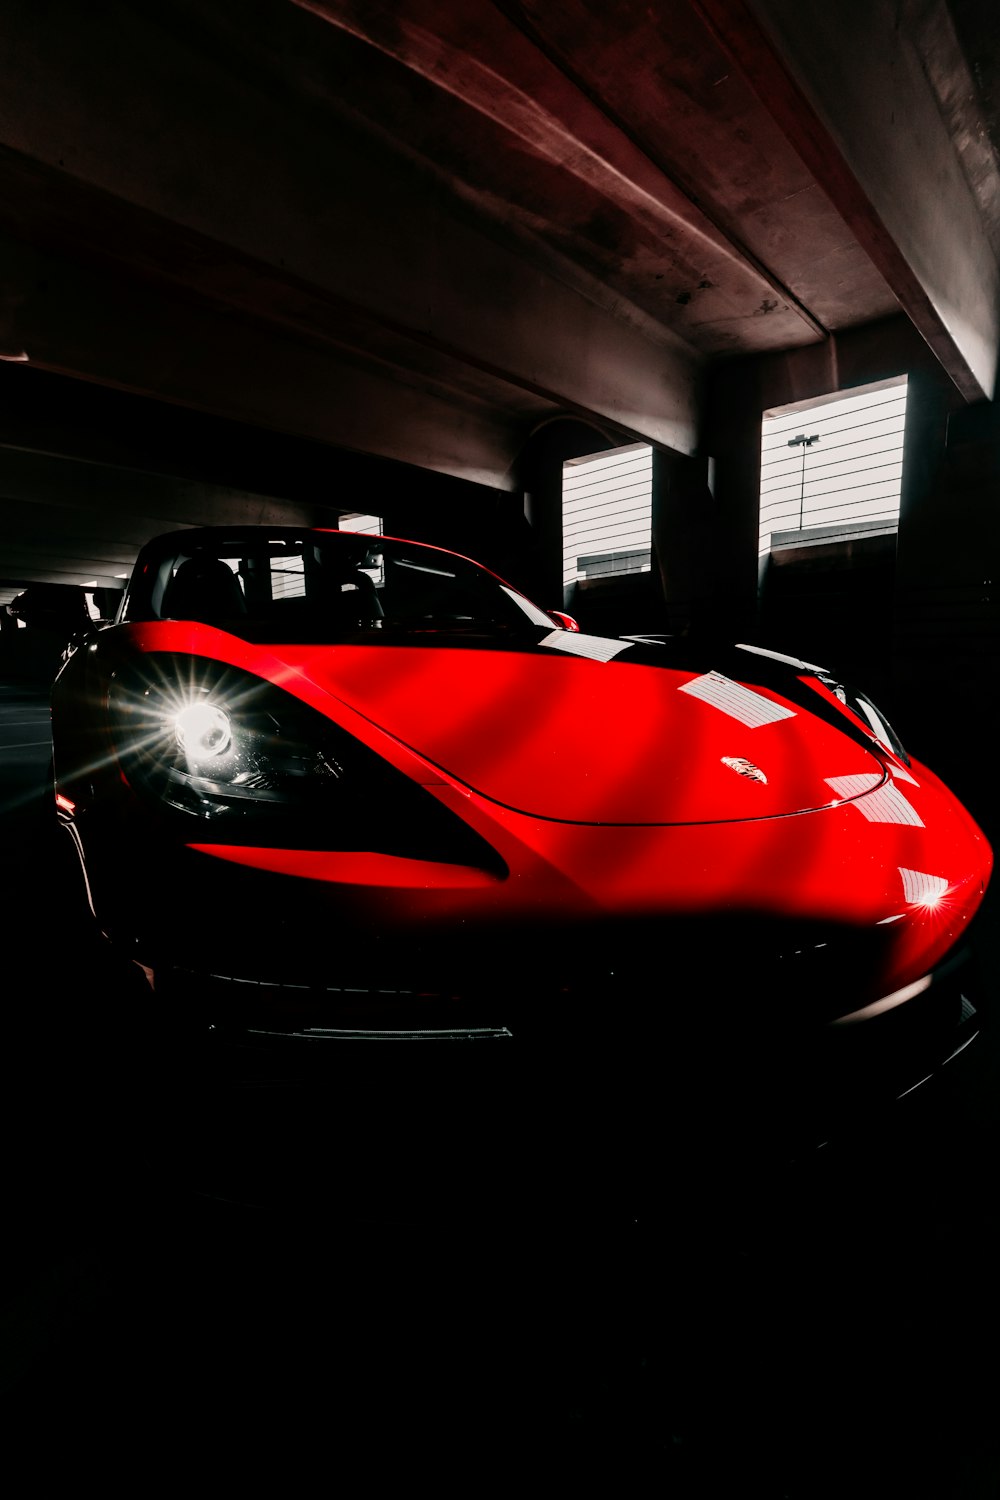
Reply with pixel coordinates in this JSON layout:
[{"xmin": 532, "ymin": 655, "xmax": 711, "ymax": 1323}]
[{"xmin": 162, "ymin": 555, "xmax": 247, "ymax": 624}]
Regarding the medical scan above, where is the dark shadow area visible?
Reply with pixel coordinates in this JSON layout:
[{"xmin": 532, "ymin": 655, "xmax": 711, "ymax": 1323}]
[
  {"xmin": 758, "ymin": 531, "xmax": 899, "ymax": 709},
  {"xmin": 2, "ymin": 676, "xmax": 999, "ymax": 1493}
]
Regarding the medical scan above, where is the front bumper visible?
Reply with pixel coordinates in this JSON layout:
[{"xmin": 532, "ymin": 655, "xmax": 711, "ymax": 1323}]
[
  {"xmin": 141, "ymin": 932, "xmax": 985, "ymax": 1132},
  {"xmin": 125, "ymin": 940, "xmax": 984, "ymax": 1223},
  {"xmin": 60, "ymin": 797, "xmax": 989, "ymax": 1213}
]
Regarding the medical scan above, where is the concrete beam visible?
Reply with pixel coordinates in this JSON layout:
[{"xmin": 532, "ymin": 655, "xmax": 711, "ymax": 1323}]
[
  {"xmin": 0, "ymin": 447, "xmax": 316, "ymax": 533},
  {"xmin": 0, "ymin": 227, "xmax": 534, "ymax": 491},
  {"xmin": 0, "ymin": 441, "xmax": 317, "ymax": 588},
  {"xmin": 0, "ymin": 0, "xmax": 702, "ymax": 465},
  {"xmin": 694, "ymin": 0, "xmax": 1000, "ymax": 401},
  {"xmin": 295, "ymin": 0, "xmax": 827, "ymax": 342}
]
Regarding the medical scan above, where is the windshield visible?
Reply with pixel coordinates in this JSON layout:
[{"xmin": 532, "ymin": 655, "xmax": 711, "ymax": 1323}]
[{"xmin": 123, "ymin": 530, "xmax": 556, "ymax": 644}]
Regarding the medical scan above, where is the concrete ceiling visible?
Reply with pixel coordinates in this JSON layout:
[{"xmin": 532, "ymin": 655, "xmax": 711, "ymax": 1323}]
[{"xmin": 1, "ymin": 0, "xmax": 1000, "ymax": 594}]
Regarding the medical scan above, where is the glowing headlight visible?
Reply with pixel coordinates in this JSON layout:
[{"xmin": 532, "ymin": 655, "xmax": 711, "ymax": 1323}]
[
  {"xmin": 174, "ymin": 701, "xmax": 232, "ymax": 758},
  {"xmin": 107, "ymin": 654, "xmax": 506, "ymax": 871}
]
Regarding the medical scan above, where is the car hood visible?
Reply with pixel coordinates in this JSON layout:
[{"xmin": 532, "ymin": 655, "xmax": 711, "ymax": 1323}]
[{"xmin": 278, "ymin": 637, "xmax": 889, "ymax": 825}]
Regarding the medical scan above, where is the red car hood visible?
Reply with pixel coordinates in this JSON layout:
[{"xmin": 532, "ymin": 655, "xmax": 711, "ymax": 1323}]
[{"xmin": 277, "ymin": 641, "xmax": 888, "ymax": 825}]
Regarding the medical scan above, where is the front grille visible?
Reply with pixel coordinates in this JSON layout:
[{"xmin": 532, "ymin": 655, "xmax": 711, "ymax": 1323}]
[
  {"xmin": 155, "ymin": 965, "xmax": 518, "ymax": 1038},
  {"xmin": 246, "ymin": 1025, "xmax": 513, "ymax": 1042},
  {"xmin": 151, "ymin": 928, "xmax": 985, "ymax": 1099}
]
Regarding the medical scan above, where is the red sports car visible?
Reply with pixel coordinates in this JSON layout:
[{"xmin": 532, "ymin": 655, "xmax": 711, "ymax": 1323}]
[{"xmin": 48, "ymin": 525, "xmax": 993, "ymax": 1177}]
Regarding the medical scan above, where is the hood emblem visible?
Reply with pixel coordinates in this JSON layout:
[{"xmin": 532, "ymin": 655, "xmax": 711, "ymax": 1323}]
[{"xmin": 721, "ymin": 756, "xmax": 767, "ymax": 784}]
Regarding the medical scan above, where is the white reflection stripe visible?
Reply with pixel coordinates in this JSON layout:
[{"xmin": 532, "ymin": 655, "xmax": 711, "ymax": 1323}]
[
  {"xmin": 678, "ymin": 672, "xmax": 795, "ymax": 727},
  {"xmin": 899, "ymin": 867, "xmax": 949, "ymax": 903},
  {"xmin": 824, "ymin": 772, "xmax": 881, "ymax": 797},
  {"xmin": 830, "ymin": 973, "xmax": 933, "ymax": 1026},
  {"xmin": 537, "ymin": 630, "xmax": 633, "ymax": 662},
  {"xmin": 61, "ymin": 819, "xmax": 97, "ymax": 920},
  {"xmin": 734, "ymin": 642, "xmax": 828, "ymax": 672},
  {"xmin": 825, "ymin": 775, "xmax": 924, "ymax": 826},
  {"xmin": 892, "ymin": 764, "xmax": 919, "ymax": 785}
]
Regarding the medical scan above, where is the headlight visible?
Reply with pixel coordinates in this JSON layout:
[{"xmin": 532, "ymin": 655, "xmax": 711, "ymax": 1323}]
[
  {"xmin": 107, "ymin": 653, "xmax": 505, "ymax": 871},
  {"xmin": 109, "ymin": 660, "xmax": 343, "ymax": 816},
  {"xmin": 175, "ymin": 702, "xmax": 232, "ymax": 758}
]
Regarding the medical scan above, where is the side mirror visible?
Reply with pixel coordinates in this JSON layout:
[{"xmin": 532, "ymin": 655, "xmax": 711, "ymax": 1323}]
[{"xmin": 546, "ymin": 610, "xmax": 581, "ymax": 632}]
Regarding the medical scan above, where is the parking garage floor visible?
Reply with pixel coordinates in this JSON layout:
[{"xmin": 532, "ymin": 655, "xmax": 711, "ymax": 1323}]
[{"xmin": 2, "ymin": 676, "xmax": 1000, "ymax": 1493}]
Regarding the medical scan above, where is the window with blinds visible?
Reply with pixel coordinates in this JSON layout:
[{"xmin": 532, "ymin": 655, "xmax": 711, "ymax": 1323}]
[
  {"xmin": 562, "ymin": 442, "xmax": 653, "ymax": 591},
  {"xmin": 759, "ymin": 378, "xmax": 907, "ymax": 555},
  {"xmin": 339, "ymin": 512, "xmax": 383, "ymax": 535}
]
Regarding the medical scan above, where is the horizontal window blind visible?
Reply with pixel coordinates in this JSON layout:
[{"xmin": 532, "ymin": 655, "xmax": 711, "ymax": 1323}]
[
  {"xmin": 339, "ymin": 512, "xmax": 382, "ymax": 536},
  {"xmin": 563, "ymin": 443, "xmax": 653, "ymax": 589},
  {"xmin": 759, "ymin": 379, "xmax": 907, "ymax": 555}
]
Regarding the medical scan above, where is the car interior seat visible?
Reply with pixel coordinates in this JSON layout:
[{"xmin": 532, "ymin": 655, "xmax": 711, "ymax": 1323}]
[
  {"xmin": 327, "ymin": 568, "xmax": 385, "ymax": 628},
  {"xmin": 162, "ymin": 555, "xmax": 248, "ymax": 625}
]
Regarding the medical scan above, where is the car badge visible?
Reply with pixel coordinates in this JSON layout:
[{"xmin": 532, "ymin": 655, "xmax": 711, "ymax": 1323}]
[{"xmin": 721, "ymin": 756, "xmax": 767, "ymax": 784}]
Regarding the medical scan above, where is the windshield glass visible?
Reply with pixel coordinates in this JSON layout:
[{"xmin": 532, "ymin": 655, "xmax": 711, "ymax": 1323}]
[{"xmin": 124, "ymin": 530, "xmax": 556, "ymax": 644}]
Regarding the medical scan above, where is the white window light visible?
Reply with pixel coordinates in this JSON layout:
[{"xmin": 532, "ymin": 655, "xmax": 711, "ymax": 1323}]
[
  {"xmin": 562, "ymin": 443, "xmax": 653, "ymax": 593},
  {"xmin": 759, "ymin": 377, "xmax": 907, "ymax": 555},
  {"xmin": 340, "ymin": 512, "xmax": 383, "ymax": 535},
  {"xmin": 82, "ymin": 581, "xmax": 101, "ymax": 620}
]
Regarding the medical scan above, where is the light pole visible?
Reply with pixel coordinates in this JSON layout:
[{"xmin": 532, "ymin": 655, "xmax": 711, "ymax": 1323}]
[{"xmin": 787, "ymin": 433, "xmax": 820, "ymax": 530}]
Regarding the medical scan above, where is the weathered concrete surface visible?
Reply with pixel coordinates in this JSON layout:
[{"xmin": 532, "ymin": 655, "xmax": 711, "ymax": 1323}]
[
  {"xmin": 0, "ymin": 0, "xmax": 703, "ymax": 472},
  {"xmin": 0, "ymin": 0, "xmax": 998, "ymax": 592},
  {"xmin": 722, "ymin": 0, "xmax": 1000, "ymax": 400}
]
